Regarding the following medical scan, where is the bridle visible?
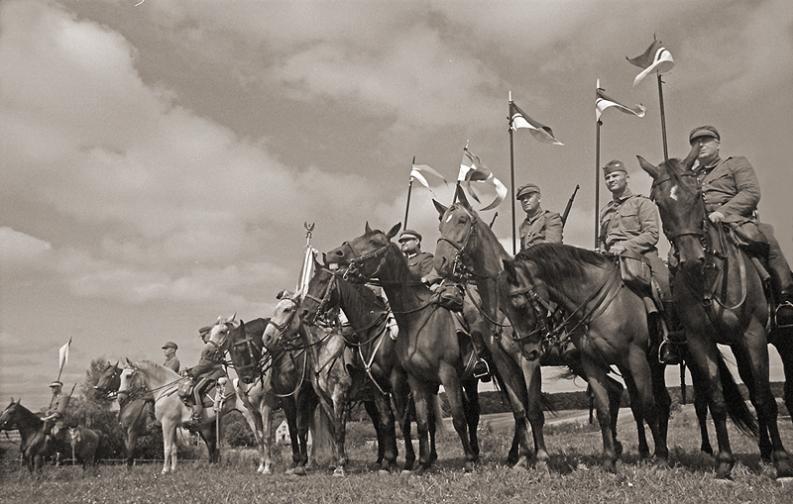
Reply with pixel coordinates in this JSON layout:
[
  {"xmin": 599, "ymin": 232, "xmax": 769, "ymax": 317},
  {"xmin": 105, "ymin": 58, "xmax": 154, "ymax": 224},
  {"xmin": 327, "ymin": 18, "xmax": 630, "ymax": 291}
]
[
  {"xmin": 341, "ymin": 240, "xmax": 392, "ymax": 283},
  {"xmin": 264, "ymin": 296, "xmax": 301, "ymax": 353},
  {"xmin": 302, "ymin": 270, "xmax": 338, "ymax": 325},
  {"xmin": 436, "ymin": 205, "xmax": 480, "ymax": 281}
]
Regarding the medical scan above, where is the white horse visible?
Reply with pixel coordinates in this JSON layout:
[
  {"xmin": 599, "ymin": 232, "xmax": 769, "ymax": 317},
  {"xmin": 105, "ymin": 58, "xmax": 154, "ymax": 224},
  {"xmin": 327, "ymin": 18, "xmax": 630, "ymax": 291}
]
[{"xmin": 118, "ymin": 359, "xmax": 236, "ymax": 474}]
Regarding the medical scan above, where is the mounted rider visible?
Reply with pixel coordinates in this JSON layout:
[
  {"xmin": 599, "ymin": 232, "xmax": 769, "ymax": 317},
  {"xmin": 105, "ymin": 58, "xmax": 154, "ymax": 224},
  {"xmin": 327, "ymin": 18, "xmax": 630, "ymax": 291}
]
[
  {"xmin": 41, "ymin": 380, "xmax": 68, "ymax": 437},
  {"xmin": 517, "ymin": 183, "xmax": 563, "ymax": 250},
  {"xmin": 183, "ymin": 326, "xmax": 226, "ymax": 426},
  {"xmin": 598, "ymin": 159, "xmax": 682, "ymax": 364},
  {"xmin": 688, "ymin": 125, "xmax": 793, "ymax": 328}
]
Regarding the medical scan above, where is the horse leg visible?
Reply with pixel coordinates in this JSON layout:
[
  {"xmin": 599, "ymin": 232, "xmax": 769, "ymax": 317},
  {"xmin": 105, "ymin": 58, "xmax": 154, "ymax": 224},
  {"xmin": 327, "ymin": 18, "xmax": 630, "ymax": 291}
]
[
  {"xmin": 648, "ymin": 354, "xmax": 671, "ymax": 461},
  {"xmin": 624, "ymin": 346, "xmax": 667, "ymax": 464},
  {"xmin": 406, "ymin": 379, "xmax": 434, "ymax": 472},
  {"xmin": 372, "ymin": 392, "xmax": 397, "ymax": 472},
  {"xmin": 390, "ymin": 374, "xmax": 415, "ymax": 471},
  {"xmin": 732, "ymin": 345, "xmax": 772, "ymax": 462},
  {"xmin": 125, "ymin": 427, "xmax": 137, "ymax": 468},
  {"xmin": 771, "ymin": 336, "xmax": 793, "ymax": 425},
  {"xmin": 296, "ymin": 395, "xmax": 315, "ymax": 474},
  {"xmin": 462, "ymin": 378, "xmax": 480, "ymax": 460},
  {"xmin": 686, "ymin": 358, "xmax": 713, "ymax": 455},
  {"xmin": 581, "ymin": 357, "xmax": 618, "ymax": 473},
  {"xmin": 519, "ymin": 356, "xmax": 549, "ymax": 470},
  {"xmin": 160, "ymin": 420, "xmax": 173, "ymax": 474},
  {"xmin": 739, "ymin": 333, "xmax": 793, "ymax": 478},
  {"xmin": 283, "ymin": 399, "xmax": 300, "ymax": 475},
  {"xmin": 260, "ymin": 402, "xmax": 273, "ymax": 475},
  {"xmin": 363, "ymin": 399, "xmax": 385, "ymax": 466},
  {"xmin": 428, "ymin": 395, "xmax": 439, "ymax": 465},
  {"xmin": 438, "ymin": 364, "xmax": 476, "ymax": 472},
  {"xmin": 605, "ymin": 374, "xmax": 627, "ymax": 458},
  {"xmin": 238, "ymin": 399, "xmax": 265, "ymax": 473},
  {"xmin": 490, "ymin": 344, "xmax": 533, "ymax": 467},
  {"xmin": 331, "ymin": 384, "xmax": 350, "ymax": 477},
  {"xmin": 687, "ymin": 337, "xmax": 735, "ymax": 479}
]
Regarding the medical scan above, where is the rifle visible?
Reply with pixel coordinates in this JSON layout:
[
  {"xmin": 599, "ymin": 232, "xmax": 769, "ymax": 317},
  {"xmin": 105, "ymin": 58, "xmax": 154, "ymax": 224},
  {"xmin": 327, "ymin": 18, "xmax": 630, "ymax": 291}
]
[{"xmin": 560, "ymin": 184, "xmax": 580, "ymax": 228}]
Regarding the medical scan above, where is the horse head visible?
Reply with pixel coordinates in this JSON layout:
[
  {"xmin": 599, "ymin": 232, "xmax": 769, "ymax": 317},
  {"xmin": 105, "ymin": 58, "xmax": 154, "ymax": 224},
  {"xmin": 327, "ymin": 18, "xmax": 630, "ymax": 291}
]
[
  {"xmin": 207, "ymin": 313, "xmax": 238, "ymax": 352},
  {"xmin": 117, "ymin": 360, "xmax": 143, "ymax": 402},
  {"xmin": 300, "ymin": 265, "xmax": 337, "ymax": 325},
  {"xmin": 498, "ymin": 258, "xmax": 549, "ymax": 362},
  {"xmin": 94, "ymin": 360, "xmax": 121, "ymax": 398},
  {"xmin": 69, "ymin": 426, "xmax": 82, "ymax": 445},
  {"xmin": 433, "ymin": 186, "xmax": 480, "ymax": 279},
  {"xmin": 324, "ymin": 222, "xmax": 401, "ymax": 281},
  {"xmin": 0, "ymin": 398, "xmax": 22, "ymax": 430},
  {"xmin": 638, "ymin": 144, "xmax": 705, "ymax": 274},
  {"xmin": 262, "ymin": 291, "xmax": 302, "ymax": 353}
]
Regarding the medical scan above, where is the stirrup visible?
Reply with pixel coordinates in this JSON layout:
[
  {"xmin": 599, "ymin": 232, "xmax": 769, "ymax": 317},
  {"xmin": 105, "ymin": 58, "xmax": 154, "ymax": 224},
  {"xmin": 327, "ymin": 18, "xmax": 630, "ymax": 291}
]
[
  {"xmin": 472, "ymin": 358, "xmax": 491, "ymax": 381},
  {"xmin": 774, "ymin": 301, "xmax": 793, "ymax": 329},
  {"xmin": 658, "ymin": 340, "xmax": 681, "ymax": 366}
]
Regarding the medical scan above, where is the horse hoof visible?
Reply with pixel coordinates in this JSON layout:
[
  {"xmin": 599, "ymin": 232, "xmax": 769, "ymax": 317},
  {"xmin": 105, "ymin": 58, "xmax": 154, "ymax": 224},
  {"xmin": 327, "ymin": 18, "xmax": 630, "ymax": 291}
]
[
  {"xmin": 285, "ymin": 467, "xmax": 295, "ymax": 476},
  {"xmin": 614, "ymin": 441, "xmax": 623, "ymax": 457},
  {"xmin": 602, "ymin": 460, "xmax": 617, "ymax": 474},
  {"xmin": 378, "ymin": 469, "xmax": 390, "ymax": 476},
  {"xmin": 715, "ymin": 462, "xmax": 733, "ymax": 480},
  {"xmin": 262, "ymin": 467, "xmax": 272, "ymax": 476},
  {"xmin": 653, "ymin": 456, "xmax": 669, "ymax": 469},
  {"xmin": 293, "ymin": 466, "xmax": 307, "ymax": 476},
  {"xmin": 777, "ymin": 477, "xmax": 793, "ymax": 485},
  {"xmin": 536, "ymin": 460, "xmax": 550, "ymax": 475},
  {"xmin": 511, "ymin": 456, "xmax": 529, "ymax": 470},
  {"xmin": 464, "ymin": 461, "xmax": 476, "ymax": 473},
  {"xmin": 775, "ymin": 460, "xmax": 793, "ymax": 479},
  {"xmin": 333, "ymin": 467, "xmax": 346, "ymax": 478}
]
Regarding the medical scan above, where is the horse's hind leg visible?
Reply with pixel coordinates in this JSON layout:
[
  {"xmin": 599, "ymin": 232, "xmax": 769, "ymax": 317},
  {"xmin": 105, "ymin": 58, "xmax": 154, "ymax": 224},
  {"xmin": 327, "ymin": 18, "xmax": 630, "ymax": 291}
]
[
  {"xmin": 406, "ymin": 380, "xmax": 435, "ymax": 472},
  {"xmin": 623, "ymin": 346, "xmax": 666, "ymax": 464},
  {"xmin": 363, "ymin": 399, "xmax": 385, "ymax": 466},
  {"xmin": 372, "ymin": 392, "xmax": 397, "ymax": 472},
  {"xmin": 462, "ymin": 378, "xmax": 480, "ymax": 460},
  {"xmin": 687, "ymin": 359, "xmax": 714, "ymax": 456},
  {"xmin": 771, "ymin": 335, "xmax": 793, "ymax": 425},
  {"xmin": 581, "ymin": 357, "xmax": 619, "ymax": 473},
  {"xmin": 437, "ymin": 364, "xmax": 476, "ymax": 472},
  {"xmin": 605, "ymin": 374, "xmax": 627, "ymax": 458}
]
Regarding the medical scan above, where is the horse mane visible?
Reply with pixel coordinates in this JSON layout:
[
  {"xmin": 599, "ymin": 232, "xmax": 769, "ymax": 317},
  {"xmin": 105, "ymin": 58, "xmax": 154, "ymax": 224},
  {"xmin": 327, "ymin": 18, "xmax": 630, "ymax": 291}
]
[
  {"xmin": 6, "ymin": 401, "xmax": 41, "ymax": 427},
  {"xmin": 134, "ymin": 359, "xmax": 181, "ymax": 384},
  {"xmin": 336, "ymin": 275, "xmax": 388, "ymax": 320},
  {"xmin": 516, "ymin": 243, "xmax": 611, "ymax": 282}
]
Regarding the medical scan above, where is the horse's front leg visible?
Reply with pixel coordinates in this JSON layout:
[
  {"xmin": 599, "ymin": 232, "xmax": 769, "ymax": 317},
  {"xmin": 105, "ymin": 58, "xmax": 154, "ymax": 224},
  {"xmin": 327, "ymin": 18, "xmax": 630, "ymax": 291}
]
[
  {"xmin": 437, "ymin": 364, "xmax": 476, "ymax": 472},
  {"xmin": 331, "ymin": 382, "xmax": 351, "ymax": 477},
  {"xmin": 389, "ymin": 372, "xmax": 415, "ymax": 471},
  {"xmin": 406, "ymin": 377, "xmax": 434, "ymax": 473},
  {"xmin": 372, "ymin": 390, "xmax": 397, "ymax": 472},
  {"xmin": 518, "ymin": 353, "xmax": 549, "ymax": 470},
  {"xmin": 260, "ymin": 402, "xmax": 274, "ymax": 475},
  {"xmin": 581, "ymin": 356, "xmax": 618, "ymax": 473}
]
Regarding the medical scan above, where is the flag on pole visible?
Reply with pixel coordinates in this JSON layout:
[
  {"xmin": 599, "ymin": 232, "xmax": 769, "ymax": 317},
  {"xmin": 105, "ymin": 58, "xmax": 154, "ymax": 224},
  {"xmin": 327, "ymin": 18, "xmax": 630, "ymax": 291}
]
[
  {"xmin": 410, "ymin": 163, "xmax": 447, "ymax": 193},
  {"xmin": 627, "ymin": 37, "xmax": 674, "ymax": 87},
  {"xmin": 458, "ymin": 147, "xmax": 507, "ymax": 211},
  {"xmin": 296, "ymin": 246, "xmax": 318, "ymax": 298},
  {"xmin": 595, "ymin": 80, "xmax": 646, "ymax": 121},
  {"xmin": 58, "ymin": 337, "xmax": 71, "ymax": 374},
  {"xmin": 509, "ymin": 101, "xmax": 564, "ymax": 145}
]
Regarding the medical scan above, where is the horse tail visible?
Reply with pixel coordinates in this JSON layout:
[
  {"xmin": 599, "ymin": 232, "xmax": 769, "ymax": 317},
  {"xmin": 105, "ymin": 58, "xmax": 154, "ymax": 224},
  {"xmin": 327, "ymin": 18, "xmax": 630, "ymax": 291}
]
[
  {"xmin": 716, "ymin": 350, "xmax": 758, "ymax": 437},
  {"xmin": 309, "ymin": 406, "xmax": 335, "ymax": 466}
]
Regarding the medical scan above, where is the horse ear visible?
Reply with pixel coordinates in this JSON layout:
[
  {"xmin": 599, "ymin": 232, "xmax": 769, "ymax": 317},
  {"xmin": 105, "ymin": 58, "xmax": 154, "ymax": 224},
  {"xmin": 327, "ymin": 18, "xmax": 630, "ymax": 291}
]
[
  {"xmin": 636, "ymin": 156, "xmax": 659, "ymax": 179},
  {"xmin": 386, "ymin": 223, "xmax": 401, "ymax": 240},
  {"xmin": 276, "ymin": 289, "xmax": 286, "ymax": 300},
  {"xmin": 455, "ymin": 184, "xmax": 471, "ymax": 209},
  {"xmin": 432, "ymin": 199, "xmax": 448, "ymax": 220},
  {"xmin": 312, "ymin": 250, "xmax": 323, "ymax": 268},
  {"xmin": 682, "ymin": 143, "xmax": 701, "ymax": 171},
  {"xmin": 229, "ymin": 312, "xmax": 237, "ymax": 322},
  {"xmin": 365, "ymin": 221, "xmax": 373, "ymax": 234},
  {"xmin": 124, "ymin": 357, "xmax": 133, "ymax": 367}
]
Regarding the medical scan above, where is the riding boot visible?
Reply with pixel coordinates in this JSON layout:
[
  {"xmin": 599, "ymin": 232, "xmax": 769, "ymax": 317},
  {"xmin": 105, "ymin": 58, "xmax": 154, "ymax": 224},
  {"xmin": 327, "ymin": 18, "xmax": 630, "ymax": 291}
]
[
  {"xmin": 189, "ymin": 404, "xmax": 203, "ymax": 427},
  {"xmin": 658, "ymin": 301, "xmax": 684, "ymax": 365},
  {"xmin": 775, "ymin": 290, "xmax": 793, "ymax": 329},
  {"xmin": 468, "ymin": 332, "xmax": 491, "ymax": 382}
]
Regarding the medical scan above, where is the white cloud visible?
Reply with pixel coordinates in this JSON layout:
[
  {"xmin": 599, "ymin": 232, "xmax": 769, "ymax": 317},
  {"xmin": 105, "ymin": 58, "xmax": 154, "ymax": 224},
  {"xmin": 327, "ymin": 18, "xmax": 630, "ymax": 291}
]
[{"xmin": 0, "ymin": 227, "xmax": 52, "ymax": 266}]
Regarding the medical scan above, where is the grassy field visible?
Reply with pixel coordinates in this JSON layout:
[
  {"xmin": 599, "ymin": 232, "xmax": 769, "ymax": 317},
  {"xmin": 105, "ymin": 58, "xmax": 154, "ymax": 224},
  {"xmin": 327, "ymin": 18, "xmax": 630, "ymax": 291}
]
[{"xmin": 2, "ymin": 405, "xmax": 792, "ymax": 504}]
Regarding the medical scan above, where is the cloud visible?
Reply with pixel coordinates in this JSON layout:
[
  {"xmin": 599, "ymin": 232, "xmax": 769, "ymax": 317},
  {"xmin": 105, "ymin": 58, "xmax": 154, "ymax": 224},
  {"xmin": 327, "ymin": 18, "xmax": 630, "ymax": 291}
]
[{"xmin": 0, "ymin": 227, "xmax": 52, "ymax": 266}]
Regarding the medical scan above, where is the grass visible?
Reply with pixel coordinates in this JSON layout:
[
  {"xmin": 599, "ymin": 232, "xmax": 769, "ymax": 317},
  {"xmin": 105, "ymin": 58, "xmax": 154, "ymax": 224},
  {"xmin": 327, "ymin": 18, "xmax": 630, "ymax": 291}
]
[{"xmin": 1, "ymin": 406, "xmax": 792, "ymax": 504}]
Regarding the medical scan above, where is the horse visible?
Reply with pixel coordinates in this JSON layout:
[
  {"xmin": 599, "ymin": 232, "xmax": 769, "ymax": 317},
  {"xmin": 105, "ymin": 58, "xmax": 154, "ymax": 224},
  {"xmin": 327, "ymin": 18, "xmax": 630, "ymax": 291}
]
[
  {"xmin": 0, "ymin": 398, "xmax": 65, "ymax": 474},
  {"xmin": 299, "ymin": 260, "xmax": 446, "ymax": 472},
  {"xmin": 117, "ymin": 359, "xmax": 236, "ymax": 474},
  {"xmin": 94, "ymin": 361, "xmax": 221, "ymax": 466},
  {"xmin": 497, "ymin": 243, "xmax": 671, "ymax": 472},
  {"xmin": 638, "ymin": 147, "xmax": 792, "ymax": 479},
  {"xmin": 325, "ymin": 223, "xmax": 482, "ymax": 473},
  {"xmin": 432, "ymin": 192, "xmax": 642, "ymax": 466},
  {"xmin": 68, "ymin": 426, "xmax": 104, "ymax": 474}
]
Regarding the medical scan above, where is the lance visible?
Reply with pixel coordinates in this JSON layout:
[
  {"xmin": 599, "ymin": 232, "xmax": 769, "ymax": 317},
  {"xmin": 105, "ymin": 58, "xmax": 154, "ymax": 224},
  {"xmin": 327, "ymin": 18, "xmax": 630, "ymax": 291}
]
[
  {"xmin": 595, "ymin": 118, "xmax": 602, "ymax": 248},
  {"xmin": 560, "ymin": 184, "xmax": 580, "ymax": 228},
  {"xmin": 403, "ymin": 156, "xmax": 415, "ymax": 229},
  {"xmin": 508, "ymin": 91, "xmax": 517, "ymax": 255},
  {"xmin": 657, "ymin": 72, "xmax": 669, "ymax": 163}
]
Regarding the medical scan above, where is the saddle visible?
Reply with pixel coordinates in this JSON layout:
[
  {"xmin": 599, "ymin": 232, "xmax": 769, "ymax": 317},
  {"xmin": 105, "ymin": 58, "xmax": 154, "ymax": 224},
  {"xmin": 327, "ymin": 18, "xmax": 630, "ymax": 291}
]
[
  {"xmin": 177, "ymin": 374, "xmax": 222, "ymax": 407},
  {"xmin": 432, "ymin": 281, "xmax": 465, "ymax": 312}
]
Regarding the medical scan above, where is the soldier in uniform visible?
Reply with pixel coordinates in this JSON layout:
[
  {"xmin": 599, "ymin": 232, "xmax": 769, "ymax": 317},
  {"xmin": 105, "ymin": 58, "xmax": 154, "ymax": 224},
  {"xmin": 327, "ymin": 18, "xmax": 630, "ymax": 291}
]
[
  {"xmin": 599, "ymin": 159, "xmax": 682, "ymax": 364},
  {"xmin": 41, "ymin": 380, "xmax": 67, "ymax": 436},
  {"xmin": 161, "ymin": 341, "xmax": 180, "ymax": 373},
  {"xmin": 517, "ymin": 183, "xmax": 563, "ymax": 251},
  {"xmin": 184, "ymin": 327, "xmax": 226, "ymax": 425},
  {"xmin": 398, "ymin": 230, "xmax": 436, "ymax": 282},
  {"xmin": 689, "ymin": 125, "xmax": 793, "ymax": 327}
]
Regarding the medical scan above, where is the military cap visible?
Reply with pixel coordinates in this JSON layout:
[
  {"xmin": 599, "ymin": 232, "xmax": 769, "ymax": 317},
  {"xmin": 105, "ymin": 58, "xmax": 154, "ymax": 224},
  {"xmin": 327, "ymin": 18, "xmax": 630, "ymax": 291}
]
[
  {"xmin": 161, "ymin": 341, "xmax": 178, "ymax": 350},
  {"xmin": 49, "ymin": 380, "xmax": 63, "ymax": 388},
  {"xmin": 516, "ymin": 183, "xmax": 541, "ymax": 200},
  {"xmin": 398, "ymin": 230, "xmax": 422, "ymax": 242},
  {"xmin": 689, "ymin": 125, "xmax": 720, "ymax": 144},
  {"xmin": 603, "ymin": 160, "xmax": 627, "ymax": 176}
]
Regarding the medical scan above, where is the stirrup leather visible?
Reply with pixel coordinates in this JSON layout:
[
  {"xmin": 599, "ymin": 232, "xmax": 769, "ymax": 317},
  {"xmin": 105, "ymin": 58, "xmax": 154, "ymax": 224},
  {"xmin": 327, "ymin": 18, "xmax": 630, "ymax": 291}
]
[{"xmin": 774, "ymin": 301, "xmax": 793, "ymax": 329}]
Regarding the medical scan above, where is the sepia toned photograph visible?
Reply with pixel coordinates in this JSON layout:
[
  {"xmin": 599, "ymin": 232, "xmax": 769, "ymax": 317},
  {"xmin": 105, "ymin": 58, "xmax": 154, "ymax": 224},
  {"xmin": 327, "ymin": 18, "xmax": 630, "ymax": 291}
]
[{"xmin": 1, "ymin": 1, "xmax": 792, "ymax": 502}]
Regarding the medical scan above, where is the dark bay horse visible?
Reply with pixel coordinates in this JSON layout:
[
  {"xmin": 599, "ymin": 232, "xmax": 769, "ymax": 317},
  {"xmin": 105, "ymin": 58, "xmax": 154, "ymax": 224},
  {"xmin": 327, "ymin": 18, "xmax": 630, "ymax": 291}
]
[
  {"xmin": 433, "ymin": 194, "xmax": 638, "ymax": 466},
  {"xmin": 0, "ymin": 399, "xmax": 64, "ymax": 473},
  {"xmin": 95, "ymin": 361, "xmax": 221, "ymax": 466},
  {"xmin": 639, "ymin": 149, "xmax": 792, "ymax": 479},
  {"xmin": 498, "ymin": 244, "xmax": 671, "ymax": 472},
  {"xmin": 299, "ymin": 262, "xmax": 445, "ymax": 472},
  {"xmin": 68, "ymin": 426, "xmax": 104, "ymax": 474},
  {"xmin": 325, "ymin": 223, "xmax": 481, "ymax": 473}
]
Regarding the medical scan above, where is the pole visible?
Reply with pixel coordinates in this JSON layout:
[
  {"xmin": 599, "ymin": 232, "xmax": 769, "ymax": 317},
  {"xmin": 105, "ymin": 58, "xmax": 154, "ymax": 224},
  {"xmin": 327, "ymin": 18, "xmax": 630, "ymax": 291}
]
[
  {"xmin": 404, "ymin": 156, "xmax": 415, "ymax": 229},
  {"xmin": 509, "ymin": 121, "xmax": 516, "ymax": 255},
  {"xmin": 594, "ymin": 120, "xmax": 602, "ymax": 248},
  {"xmin": 657, "ymin": 73, "xmax": 669, "ymax": 163}
]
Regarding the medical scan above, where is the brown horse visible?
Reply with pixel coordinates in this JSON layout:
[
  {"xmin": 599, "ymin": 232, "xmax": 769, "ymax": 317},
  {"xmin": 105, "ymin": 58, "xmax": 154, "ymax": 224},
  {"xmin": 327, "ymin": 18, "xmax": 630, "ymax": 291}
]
[
  {"xmin": 94, "ymin": 361, "xmax": 221, "ymax": 466},
  {"xmin": 68, "ymin": 426, "xmax": 104, "ymax": 474},
  {"xmin": 498, "ymin": 244, "xmax": 670, "ymax": 472},
  {"xmin": 433, "ymin": 193, "xmax": 642, "ymax": 465},
  {"xmin": 325, "ymin": 223, "xmax": 481, "ymax": 472},
  {"xmin": 0, "ymin": 399, "xmax": 65, "ymax": 474},
  {"xmin": 638, "ymin": 149, "xmax": 792, "ymax": 479},
  {"xmin": 299, "ymin": 261, "xmax": 446, "ymax": 472}
]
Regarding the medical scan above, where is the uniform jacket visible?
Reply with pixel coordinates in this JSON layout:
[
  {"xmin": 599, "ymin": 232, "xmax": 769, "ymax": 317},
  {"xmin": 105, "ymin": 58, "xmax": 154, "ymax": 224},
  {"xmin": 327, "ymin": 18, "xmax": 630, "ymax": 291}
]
[
  {"xmin": 599, "ymin": 189, "xmax": 659, "ymax": 254},
  {"xmin": 163, "ymin": 356, "xmax": 180, "ymax": 374},
  {"xmin": 405, "ymin": 251, "xmax": 435, "ymax": 280},
  {"xmin": 519, "ymin": 209, "xmax": 563, "ymax": 250},
  {"xmin": 188, "ymin": 343, "xmax": 225, "ymax": 379},
  {"xmin": 695, "ymin": 156, "xmax": 760, "ymax": 219},
  {"xmin": 47, "ymin": 392, "xmax": 66, "ymax": 417}
]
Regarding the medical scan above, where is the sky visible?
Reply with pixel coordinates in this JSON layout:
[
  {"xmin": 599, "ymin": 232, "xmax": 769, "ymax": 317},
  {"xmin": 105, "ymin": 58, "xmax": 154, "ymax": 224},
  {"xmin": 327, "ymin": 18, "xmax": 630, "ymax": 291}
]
[{"xmin": 2, "ymin": 0, "xmax": 792, "ymax": 407}]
